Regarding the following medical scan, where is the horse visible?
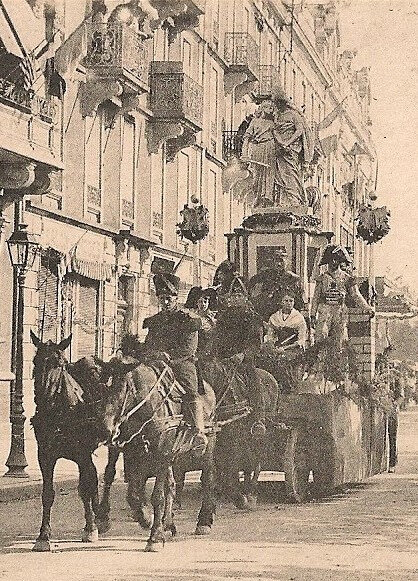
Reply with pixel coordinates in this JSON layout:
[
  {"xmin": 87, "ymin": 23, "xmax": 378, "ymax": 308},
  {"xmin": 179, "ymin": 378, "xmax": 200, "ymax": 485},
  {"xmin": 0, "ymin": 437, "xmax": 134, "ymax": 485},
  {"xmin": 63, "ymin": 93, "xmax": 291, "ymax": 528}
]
[
  {"xmin": 97, "ymin": 352, "xmax": 217, "ymax": 551},
  {"xmin": 29, "ymin": 332, "xmax": 109, "ymax": 552}
]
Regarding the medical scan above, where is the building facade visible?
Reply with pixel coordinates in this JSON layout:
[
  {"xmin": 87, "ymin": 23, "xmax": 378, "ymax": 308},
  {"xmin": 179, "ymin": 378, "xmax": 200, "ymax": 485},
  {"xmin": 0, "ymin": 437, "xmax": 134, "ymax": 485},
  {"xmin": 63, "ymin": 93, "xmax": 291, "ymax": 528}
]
[{"xmin": 0, "ymin": 0, "xmax": 377, "ymax": 470}]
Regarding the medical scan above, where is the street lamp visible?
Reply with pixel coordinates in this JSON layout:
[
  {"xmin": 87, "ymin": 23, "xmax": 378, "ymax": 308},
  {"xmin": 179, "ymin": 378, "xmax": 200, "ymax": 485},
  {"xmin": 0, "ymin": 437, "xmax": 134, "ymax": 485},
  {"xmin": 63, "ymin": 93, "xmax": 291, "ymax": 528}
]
[{"xmin": 4, "ymin": 224, "xmax": 38, "ymax": 477}]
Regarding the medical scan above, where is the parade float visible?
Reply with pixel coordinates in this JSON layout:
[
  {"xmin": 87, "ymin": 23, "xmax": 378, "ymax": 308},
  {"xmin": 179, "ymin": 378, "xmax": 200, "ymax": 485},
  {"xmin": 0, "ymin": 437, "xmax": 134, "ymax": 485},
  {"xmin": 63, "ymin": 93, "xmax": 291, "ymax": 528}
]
[{"xmin": 221, "ymin": 93, "xmax": 390, "ymax": 502}]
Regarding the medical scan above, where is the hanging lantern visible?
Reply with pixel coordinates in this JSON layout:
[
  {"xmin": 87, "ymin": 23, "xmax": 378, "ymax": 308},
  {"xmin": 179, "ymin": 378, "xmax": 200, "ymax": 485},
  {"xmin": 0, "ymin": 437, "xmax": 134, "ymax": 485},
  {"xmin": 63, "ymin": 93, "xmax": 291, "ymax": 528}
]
[
  {"xmin": 177, "ymin": 196, "xmax": 209, "ymax": 244},
  {"xmin": 356, "ymin": 205, "xmax": 390, "ymax": 244}
]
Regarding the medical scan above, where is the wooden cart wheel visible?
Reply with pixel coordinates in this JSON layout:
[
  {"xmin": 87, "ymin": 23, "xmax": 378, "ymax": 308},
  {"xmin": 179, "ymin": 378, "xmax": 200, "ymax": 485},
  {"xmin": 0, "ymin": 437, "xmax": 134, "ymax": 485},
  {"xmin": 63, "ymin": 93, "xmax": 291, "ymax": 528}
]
[{"xmin": 283, "ymin": 426, "xmax": 311, "ymax": 503}]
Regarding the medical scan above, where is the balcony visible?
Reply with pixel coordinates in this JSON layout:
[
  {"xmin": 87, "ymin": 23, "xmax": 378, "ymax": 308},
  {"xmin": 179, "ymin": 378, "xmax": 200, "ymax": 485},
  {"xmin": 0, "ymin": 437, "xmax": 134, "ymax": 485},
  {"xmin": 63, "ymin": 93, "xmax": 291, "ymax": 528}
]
[
  {"xmin": 148, "ymin": 61, "xmax": 203, "ymax": 161},
  {"xmin": 224, "ymin": 32, "xmax": 259, "ymax": 101},
  {"xmin": 81, "ymin": 22, "xmax": 150, "ymax": 116},
  {"xmin": 252, "ymin": 65, "xmax": 280, "ymax": 101},
  {"xmin": 222, "ymin": 130, "xmax": 240, "ymax": 160}
]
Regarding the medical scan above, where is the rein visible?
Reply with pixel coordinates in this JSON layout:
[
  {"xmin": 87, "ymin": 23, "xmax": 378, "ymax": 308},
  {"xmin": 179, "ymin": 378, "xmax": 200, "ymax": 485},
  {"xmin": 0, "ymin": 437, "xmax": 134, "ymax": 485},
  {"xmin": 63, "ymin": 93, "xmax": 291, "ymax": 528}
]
[{"xmin": 111, "ymin": 363, "xmax": 185, "ymax": 448}]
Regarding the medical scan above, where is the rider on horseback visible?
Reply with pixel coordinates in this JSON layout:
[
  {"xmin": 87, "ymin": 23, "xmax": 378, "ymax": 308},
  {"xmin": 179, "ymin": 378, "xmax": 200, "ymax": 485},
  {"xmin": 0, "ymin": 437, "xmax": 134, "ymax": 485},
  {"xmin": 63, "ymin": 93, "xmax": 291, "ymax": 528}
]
[
  {"xmin": 212, "ymin": 261, "xmax": 267, "ymax": 437},
  {"xmin": 143, "ymin": 272, "xmax": 208, "ymax": 454}
]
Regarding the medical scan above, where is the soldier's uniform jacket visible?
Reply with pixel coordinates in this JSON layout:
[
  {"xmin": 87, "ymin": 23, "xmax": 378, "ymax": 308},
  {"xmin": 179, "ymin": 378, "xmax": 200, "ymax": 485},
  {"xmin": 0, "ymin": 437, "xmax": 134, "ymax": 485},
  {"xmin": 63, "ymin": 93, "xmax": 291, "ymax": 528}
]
[
  {"xmin": 143, "ymin": 308, "xmax": 202, "ymax": 361},
  {"xmin": 315, "ymin": 270, "xmax": 356, "ymax": 306},
  {"xmin": 249, "ymin": 268, "xmax": 305, "ymax": 320}
]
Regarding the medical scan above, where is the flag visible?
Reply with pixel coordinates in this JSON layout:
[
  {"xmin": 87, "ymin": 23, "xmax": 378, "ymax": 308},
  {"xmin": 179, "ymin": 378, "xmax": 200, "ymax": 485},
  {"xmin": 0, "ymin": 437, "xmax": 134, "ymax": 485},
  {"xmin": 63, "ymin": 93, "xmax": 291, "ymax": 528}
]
[
  {"xmin": 54, "ymin": 19, "xmax": 89, "ymax": 80},
  {"xmin": 19, "ymin": 52, "xmax": 35, "ymax": 91},
  {"xmin": 317, "ymin": 99, "xmax": 346, "ymax": 131}
]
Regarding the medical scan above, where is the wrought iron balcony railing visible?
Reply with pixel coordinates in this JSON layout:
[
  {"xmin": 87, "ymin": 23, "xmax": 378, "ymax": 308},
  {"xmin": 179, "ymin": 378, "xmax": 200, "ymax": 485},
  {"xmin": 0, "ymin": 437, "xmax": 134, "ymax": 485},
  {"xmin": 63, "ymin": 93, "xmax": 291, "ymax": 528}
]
[
  {"xmin": 150, "ymin": 62, "xmax": 203, "ymax": 130},
  {"xmin": 85, "ymin": 22, "xmax": 149, "ymax": 91},
  {"xmin": 0, "ymin": 77, "xmax": 56, "ymax": 121},
  {"xmin": 224, "ymin": 32, "xmax": 259, "ymax": 81},
  {"xmin": 222, "ymin": 130, "xmax": 240, "ymax": 160},
  {"xmin": 253, "ymin": 65, "xmax": 280, "ymax": 99}
]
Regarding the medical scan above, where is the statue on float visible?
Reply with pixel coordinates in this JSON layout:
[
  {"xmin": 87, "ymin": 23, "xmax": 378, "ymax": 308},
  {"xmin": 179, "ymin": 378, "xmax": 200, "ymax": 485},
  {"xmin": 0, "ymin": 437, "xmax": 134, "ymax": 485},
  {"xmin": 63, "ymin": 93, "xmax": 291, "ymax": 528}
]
[{"xmin": 238, "ymin": 89, "xmax": 315, "ymax": 209}]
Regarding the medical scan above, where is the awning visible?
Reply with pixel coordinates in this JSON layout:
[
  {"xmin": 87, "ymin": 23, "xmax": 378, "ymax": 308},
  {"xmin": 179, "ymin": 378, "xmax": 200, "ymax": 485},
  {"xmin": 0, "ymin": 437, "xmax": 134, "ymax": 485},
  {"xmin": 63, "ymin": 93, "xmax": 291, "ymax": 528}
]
[
  {"xmin": 70, "ymin": 257, "xmax": 113, "ymax": 282},
  {"xmin": 0, "ymin": 0, "xmax": 45, "ymax": 54}
]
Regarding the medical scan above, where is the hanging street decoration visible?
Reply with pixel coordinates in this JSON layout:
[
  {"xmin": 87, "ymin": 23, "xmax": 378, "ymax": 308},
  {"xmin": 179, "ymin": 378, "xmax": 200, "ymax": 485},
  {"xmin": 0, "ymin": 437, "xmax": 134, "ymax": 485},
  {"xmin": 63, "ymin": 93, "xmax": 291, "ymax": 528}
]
[
  {"xmin": 356, "ymin": 205, "xmax": 391, "ymax": 244},
  {"xmin": 177, "ymin": 196, "xmax": 210, "ymax": 244}
]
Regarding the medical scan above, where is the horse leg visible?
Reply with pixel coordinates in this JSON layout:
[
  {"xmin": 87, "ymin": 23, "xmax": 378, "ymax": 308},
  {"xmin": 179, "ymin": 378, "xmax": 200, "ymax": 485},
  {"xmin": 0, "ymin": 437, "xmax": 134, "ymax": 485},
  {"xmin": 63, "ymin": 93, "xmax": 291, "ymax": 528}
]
[
  {"xmin": 127, "ymin": 470, "xmax": 152, "ymax": 530},
  {"xmin": 196, "ymin": 437, "xmax": 216, "ymax": 535},
  {"xmin": 145, "ymin": 463, "xmax": 168, "ymax": 552},
  {"xmin": 173, "ymin": 463, "xmax": 186, "ymax": 509},
  {"xmin": 96, "ymin": 446, "xmax": 120, "ymax": 534},
  {"xmin": 246, "ymin": 462, "xmax": 261, "ymax": 510},
  {"xmin": 78, "ymin": 456, "xmax": 99, "ymax": 543},
  {"xmin": 162, "ymin": 466, "xmax": 177, "ymax": 538},
  {"xmin": 33, "ymin": 454, "xmax": 57, "ymax": 552}
]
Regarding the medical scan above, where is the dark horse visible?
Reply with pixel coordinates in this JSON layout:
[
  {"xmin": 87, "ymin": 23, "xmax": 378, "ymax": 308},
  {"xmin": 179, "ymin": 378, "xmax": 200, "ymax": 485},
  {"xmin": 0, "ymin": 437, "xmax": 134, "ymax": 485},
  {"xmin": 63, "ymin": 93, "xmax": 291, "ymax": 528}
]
[
  {"xmin": 200, "ymin": 358, "xmax": 278, "ymax": 509},
  {"xmin": 98, "ymin": 353, "xmax": 217, "ymax": 551},
  {"xmin": 30, "ymin": 332, "xmax": 108, "ymax": 552}
]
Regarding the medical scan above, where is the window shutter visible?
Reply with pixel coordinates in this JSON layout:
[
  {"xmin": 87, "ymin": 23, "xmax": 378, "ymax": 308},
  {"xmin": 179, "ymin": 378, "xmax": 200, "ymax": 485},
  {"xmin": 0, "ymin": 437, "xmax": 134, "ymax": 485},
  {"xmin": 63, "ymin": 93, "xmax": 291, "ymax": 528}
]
[
  {"xmin": 76, "ymin": 277, "xmax": 99, "ymax": 359},
  {"xmin": 38, "ymin": 257, "xmax": 59, "ymax": 342}
]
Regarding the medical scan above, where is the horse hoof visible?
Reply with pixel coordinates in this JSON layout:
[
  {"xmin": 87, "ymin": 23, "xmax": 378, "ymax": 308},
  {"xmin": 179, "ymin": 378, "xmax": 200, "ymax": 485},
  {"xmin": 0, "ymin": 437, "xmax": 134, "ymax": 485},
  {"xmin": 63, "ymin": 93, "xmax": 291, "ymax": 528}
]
[
  {"xmin": 96, "ymin": 519, "xmax": 111, "ymax": 535},
  {"xmin": 82, "ymin": 528, "xmax": 99, "ymax": 543},
  {"xmin": 144, "ymin": 540, "xmax": 164, "ymax": 552},
  {"xmin": 247, "ymin": 495, "xmax": 257, "ymax": 510},
  {"xmin": 235, "ymin": 495, "xmax": 248, "ymax": 510},
  {"xmin": 195, "ymin": 525, "xmax": 211, "ymax": 536},
  {"xmin": 32, "ymin": 539, "xmax": 52, "ymax": 552},
  {"xmin": 164, "ymin": 524, "xmax": 177, "ymax": 538}
]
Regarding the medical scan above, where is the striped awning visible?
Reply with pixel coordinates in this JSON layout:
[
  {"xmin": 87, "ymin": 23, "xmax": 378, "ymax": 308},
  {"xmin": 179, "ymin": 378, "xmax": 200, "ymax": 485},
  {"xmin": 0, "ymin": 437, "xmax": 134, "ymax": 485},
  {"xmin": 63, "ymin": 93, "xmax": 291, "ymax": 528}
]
[{"xmin": 69, "ymin": 257, "xmax": 113, "ymax": 282}]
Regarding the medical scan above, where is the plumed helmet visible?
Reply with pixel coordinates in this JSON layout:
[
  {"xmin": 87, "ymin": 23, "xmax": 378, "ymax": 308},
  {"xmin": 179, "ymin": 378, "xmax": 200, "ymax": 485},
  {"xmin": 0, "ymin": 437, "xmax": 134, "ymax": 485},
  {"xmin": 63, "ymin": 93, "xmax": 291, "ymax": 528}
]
[
  {"xmin": 320, "ymin": 245, "xmax": 353, "ymax": 266},
  {"xmin": 153, "ymin": 272, "xmax": 180, "ymax": 297}
]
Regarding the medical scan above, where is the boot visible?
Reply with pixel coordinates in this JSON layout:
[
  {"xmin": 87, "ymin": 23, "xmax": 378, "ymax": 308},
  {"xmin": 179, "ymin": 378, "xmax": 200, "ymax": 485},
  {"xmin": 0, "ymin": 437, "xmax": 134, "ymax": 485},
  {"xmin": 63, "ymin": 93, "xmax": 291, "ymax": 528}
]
[{"xmin": 188, "ymin": 398, "xmax": 208, "ymax": 456}]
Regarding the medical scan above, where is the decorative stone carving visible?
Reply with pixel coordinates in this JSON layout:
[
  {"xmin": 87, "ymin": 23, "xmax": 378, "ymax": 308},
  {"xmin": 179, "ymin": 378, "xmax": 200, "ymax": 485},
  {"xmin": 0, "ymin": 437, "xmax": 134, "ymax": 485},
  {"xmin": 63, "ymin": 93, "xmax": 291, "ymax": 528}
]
[
  {"xmin": 80, "ymin": 79, "xmax": 123, "ymax": 118},
  {"xmin": 224, "ymin": 33, "xmax": 259, "ymax": 101},
  {"xmin": 148, "ymin": 0, "xmax": 204, "ymax": 41},
  {"xmin": 0, "ymin": 163, "xmax": 36, "ymax": 190}
]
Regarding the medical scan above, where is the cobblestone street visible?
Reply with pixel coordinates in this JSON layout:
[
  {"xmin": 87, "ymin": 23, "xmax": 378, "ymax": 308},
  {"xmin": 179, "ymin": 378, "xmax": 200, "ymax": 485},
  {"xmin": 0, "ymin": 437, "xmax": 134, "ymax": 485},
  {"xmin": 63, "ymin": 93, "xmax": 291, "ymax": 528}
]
[{"xmin": 0, "ymin": 407, "xmax": 416, "ymax": 581}]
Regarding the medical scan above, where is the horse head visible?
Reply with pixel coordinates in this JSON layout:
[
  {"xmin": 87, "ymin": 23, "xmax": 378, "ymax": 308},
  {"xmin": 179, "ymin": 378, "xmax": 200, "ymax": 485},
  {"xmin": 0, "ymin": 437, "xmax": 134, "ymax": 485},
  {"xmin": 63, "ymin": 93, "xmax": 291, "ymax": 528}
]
[
  {"xmin": 31, "ymin": 331, "xmax": 79, "ymax": 410},
  {"xmin": 99, "ymin": 358, "xmax": 139, "ymax": 441}
]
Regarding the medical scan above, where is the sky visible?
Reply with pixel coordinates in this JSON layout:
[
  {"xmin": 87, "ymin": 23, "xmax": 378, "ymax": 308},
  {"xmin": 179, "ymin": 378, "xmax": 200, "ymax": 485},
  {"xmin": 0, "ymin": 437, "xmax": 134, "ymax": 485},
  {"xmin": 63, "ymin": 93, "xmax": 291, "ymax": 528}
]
[{"xmin": 338, "ymin": 0, "xmax": 418, "ymax": 294}]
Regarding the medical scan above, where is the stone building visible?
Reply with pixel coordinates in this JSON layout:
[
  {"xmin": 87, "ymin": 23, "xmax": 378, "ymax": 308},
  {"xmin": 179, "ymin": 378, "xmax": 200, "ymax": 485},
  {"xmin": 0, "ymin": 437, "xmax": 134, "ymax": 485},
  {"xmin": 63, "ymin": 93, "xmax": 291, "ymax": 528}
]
[{"xmin": 0, "ymin": 0, "xmax": 377, "ymax": 471}]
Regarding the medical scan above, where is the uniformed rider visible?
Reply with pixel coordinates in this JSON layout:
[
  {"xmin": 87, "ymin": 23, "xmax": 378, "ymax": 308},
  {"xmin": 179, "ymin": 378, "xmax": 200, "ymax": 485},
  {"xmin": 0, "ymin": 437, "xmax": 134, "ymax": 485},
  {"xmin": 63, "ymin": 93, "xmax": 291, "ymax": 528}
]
[
  {"xmin": 248, "ymin": 248, "xmax": 306, "ymax": 321},
  {"xmin": 143, "ymin": 273, "xmax": 208, "ymax": 453}
]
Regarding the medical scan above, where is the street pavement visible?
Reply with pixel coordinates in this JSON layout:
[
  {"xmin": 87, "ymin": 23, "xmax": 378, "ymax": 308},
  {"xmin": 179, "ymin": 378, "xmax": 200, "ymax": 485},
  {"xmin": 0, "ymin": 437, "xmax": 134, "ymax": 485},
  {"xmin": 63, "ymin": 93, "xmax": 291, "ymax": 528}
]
[{"xmin": 0, "ymin": 407, "xmax": 417, "ymax": 581}]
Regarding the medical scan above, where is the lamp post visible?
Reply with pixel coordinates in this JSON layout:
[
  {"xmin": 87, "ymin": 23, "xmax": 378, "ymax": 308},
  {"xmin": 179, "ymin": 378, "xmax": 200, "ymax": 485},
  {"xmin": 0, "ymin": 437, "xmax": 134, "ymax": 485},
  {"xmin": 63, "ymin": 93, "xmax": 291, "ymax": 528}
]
[{"xmin": 4, "ymin": 223, "xmax": 38, "ymax": 477}]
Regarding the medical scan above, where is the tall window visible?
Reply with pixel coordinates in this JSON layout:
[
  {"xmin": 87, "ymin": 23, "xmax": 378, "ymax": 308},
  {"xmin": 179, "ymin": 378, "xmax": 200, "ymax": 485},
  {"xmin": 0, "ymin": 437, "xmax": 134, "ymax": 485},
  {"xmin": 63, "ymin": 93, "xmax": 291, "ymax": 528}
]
[
  {"xmin": 182, "ymin": 38, "xmax": 192, "ymax": 75},
  {"xmin": 120, "ymin": 116, "xmax": 136, "ymax": 227},
  {"xmin": 207, "ymin": 169, "xmax": 217, "ymax": 262},
  {"xmin": 268, "ymin": 40, "xmax": 273, "ymax": 66},
  {"xmin": 178, "ymin": 151, "xmax": 190, "ymax": 215},
  {"xmin": 85, "ymin": 111, "xmax": 103, "ymax": 222},
  {"xmin": 211, "ymin": 67, "xmax": 219, "ymax": 139},
  {"xmin": 75, "ymin": 276, "xmax": 99, "ymax": 359},
  {"xmin": 292, "ymin": 69, "xmax": 297, "ymax": 103},
  {"xmin": 37, "ymin": 253, "xmax": 59, "ymax": 343},
  {"xmin": 244, "ymin": 7, "xmax": 250, "ymax": 34}
]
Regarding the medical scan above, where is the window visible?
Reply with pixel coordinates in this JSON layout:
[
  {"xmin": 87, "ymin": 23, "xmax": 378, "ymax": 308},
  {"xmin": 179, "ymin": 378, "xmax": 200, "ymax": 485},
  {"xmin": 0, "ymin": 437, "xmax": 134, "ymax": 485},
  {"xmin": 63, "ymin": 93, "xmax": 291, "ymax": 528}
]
[
  {"xmin": 37, "ymin": 254, "xmax": 59, "ymax": 342},
  {"xmin": 210, "ymin": 67, "xmax": 218, "ymax": 139},
  {"xmin": 116, "ymin": 275, "xmax": 134, "ymax": 347},
  {"xmin": 268, "ymin": 40, "xmax": 273, "ymax": 66},
  {"xmin": 182, "ymin": 38, "xmax": 192, "ymax": 75},
  {"xmin": 302, "ymin": 81, "xmax": 306, "ymax": 111},
  {"xmin": 208, "ymin": 169, "xmax": 217, "ymax": 237},
  {"xmin": 244, "ymin": 8, "xmax": 250, "ymax": 34},
  {"xmin": 75, "ymin": 276, "xmax": 99, "ymax": 359},
  {"xmin": 85, "ymin": 110, "xmax": 103, "ymax": 222},
  {"xmin": 178, "ymin": 151, "xmax": 190, "ymax": 215},
  {"xmin": 120, "ymin": 116, "xmax": 136, "ymax": 226}
]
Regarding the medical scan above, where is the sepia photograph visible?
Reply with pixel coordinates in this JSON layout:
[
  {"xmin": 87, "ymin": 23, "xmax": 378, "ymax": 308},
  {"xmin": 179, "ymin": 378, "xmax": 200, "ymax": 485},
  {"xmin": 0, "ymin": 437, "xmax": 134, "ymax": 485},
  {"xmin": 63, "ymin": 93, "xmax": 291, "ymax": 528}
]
[{"xmin": 0, "ymin": 0, "xmax": 417, "ymax": 579}]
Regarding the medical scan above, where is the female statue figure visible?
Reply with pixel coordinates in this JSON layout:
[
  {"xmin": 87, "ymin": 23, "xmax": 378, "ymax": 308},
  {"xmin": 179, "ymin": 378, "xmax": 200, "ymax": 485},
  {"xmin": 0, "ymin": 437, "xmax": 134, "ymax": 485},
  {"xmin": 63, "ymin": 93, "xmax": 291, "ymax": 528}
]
[
  {"xmin": 272, "ymin": 89, "xmax": 315, "ymax": 207},
  {"xmin": 240, "ymin": 99, "xmax": 278, "ymax": 207}
]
